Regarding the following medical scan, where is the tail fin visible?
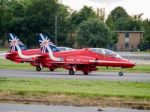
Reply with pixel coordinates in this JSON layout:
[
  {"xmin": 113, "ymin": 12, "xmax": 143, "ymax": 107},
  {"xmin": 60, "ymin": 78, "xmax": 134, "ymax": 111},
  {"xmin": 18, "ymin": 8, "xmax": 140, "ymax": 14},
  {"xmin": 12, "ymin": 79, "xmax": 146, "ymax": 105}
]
[
  {"xmin": 37, "ymin": 33, "xmax": 61, "ymax": 61},
  {"xmin": 37, "ymin": 33, "xmax": 60, "ymax": 53},
  {"xmin": 8, "ymin": 33, "xmax": 26, "ymax": 52},
  {"xmin": 8, "ymin": 33, "xmax": 39, "ymax": 59}
]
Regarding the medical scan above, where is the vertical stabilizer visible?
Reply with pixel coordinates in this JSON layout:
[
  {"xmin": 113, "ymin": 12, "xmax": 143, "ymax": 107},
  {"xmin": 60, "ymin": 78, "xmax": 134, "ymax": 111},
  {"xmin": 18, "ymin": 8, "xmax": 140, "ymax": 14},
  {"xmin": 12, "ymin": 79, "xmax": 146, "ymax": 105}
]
[
  {"xmin": 37, "ymin": 33, "xmax": 61, "ymax": 61},
  {"xmin": 8, "ymin": 33, "xmax": 26, "ymax": 52}
]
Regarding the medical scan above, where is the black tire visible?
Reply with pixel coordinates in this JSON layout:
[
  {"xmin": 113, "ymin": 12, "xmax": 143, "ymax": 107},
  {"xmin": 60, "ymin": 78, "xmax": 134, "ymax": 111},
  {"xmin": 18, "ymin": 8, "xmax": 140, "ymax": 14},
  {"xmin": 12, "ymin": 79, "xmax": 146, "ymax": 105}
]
[
  {"xmin": 36, "ymin": 66, "xmax": 42, "ymax": 71},
  {"xmin": 69, "ymin": 70, "xmax": 75, "ymax": 75},
  {"xmin": 119, "ymin": 72, "xmax": 123, "ymax": 76},
  {"xmin": 49, "ymin": 68, "xmax": 54, "ymax": 72},
  {"xmin": 83, "ymin": 72, "xmax": 89, "ymax": 75}
]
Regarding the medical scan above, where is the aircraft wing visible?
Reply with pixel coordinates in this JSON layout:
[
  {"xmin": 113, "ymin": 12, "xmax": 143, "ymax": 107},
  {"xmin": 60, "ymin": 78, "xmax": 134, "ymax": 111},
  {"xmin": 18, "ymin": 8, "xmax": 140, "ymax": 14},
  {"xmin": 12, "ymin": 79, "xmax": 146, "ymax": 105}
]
[
  {"xmin": 0, "ymin": 52, "xmax": 11, "ymax": 56},
  {"xmin": 0, "ymin": 52, "xmax": 12, "ymax": 59}
]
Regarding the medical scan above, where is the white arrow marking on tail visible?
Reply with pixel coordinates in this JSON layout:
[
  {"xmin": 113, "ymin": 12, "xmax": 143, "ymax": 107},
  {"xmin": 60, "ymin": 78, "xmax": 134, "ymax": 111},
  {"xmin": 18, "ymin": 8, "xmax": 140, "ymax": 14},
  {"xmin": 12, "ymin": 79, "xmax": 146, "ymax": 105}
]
[
  {"xmin": 10, "ymin": 34, "xmax": 40, "ymax": 59},
  {"xmin": 40, "ymin": 34, "xmax": 61, "ymax": 61}
]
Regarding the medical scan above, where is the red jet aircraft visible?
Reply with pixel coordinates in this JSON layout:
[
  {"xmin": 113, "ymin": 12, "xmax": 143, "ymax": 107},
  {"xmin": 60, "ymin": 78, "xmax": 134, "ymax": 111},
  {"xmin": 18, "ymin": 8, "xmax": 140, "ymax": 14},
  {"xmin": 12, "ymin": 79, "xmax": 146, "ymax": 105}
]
[
  {"xmin": 1, "ymin": 33, "xmax": 60, "ymax": 72},
  {"xmin": 1, "ymin": 33, "xmax": 41, "ymax": 64},
  {"xmin": 34, "ymin": 33, "xmax": 135, "ymax": 76},
  {"xmin": 1, "ymin": 33, "xmax": 64, "ymax": 72}
]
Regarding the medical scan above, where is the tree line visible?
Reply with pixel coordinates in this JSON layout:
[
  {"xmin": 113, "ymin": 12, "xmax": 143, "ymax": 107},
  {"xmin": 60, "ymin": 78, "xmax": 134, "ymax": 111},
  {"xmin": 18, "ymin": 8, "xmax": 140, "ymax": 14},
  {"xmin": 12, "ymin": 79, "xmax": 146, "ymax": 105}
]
[{"xmin": 0, "ymin": 0, "xmax": 150, "ymax": 50}]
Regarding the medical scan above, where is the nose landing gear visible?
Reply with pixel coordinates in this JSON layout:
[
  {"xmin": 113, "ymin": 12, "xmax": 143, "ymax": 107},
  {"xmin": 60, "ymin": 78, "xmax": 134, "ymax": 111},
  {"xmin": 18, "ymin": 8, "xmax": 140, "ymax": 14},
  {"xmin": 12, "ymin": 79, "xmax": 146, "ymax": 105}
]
[
  {"xmin": 119, "ymin": 68, "xmax": 124, "ymax": 76},
  {"xmin": 36, "ymin": 64, "xmax": 43, "ymax": 71},
  {"xmin": 69, "ymin": 70, "xmax": 75, "ymax": 75},
  {"xmin": 119, "ymin": 71, "xmax": 124, "ymax": 76}
]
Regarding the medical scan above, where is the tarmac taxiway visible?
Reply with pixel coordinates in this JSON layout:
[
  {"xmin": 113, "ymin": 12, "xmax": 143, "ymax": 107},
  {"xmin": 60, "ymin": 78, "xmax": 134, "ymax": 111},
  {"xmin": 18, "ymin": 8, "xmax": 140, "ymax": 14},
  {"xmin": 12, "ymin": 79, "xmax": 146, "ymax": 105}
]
[{"xmin": 0, "ymin": 69, "xmax": 150, "ymax": 82}]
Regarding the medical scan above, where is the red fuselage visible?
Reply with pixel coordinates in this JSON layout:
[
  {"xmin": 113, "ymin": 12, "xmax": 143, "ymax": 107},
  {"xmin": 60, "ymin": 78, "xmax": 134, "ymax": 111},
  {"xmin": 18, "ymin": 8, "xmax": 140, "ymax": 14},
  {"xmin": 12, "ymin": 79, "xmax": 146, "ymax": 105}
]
[
  {"xmin": 5, "ymin": 48, "xmax": 135, "ymax": 74},
  {"xmin": 36, "ymin": 48, "xmax": 135, "ymax": 73},
  {"xmin": 6, "ymin": 49, "xmax": 40, "ymax": 63}
]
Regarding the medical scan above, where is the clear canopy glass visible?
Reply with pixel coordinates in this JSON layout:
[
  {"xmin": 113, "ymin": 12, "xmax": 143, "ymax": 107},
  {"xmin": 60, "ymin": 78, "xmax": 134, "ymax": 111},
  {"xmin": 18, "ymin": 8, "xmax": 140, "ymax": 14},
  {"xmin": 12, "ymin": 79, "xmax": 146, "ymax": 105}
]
[{"xmin": 90, "ymin": 48, "xmax": 122, "ymax": 58}]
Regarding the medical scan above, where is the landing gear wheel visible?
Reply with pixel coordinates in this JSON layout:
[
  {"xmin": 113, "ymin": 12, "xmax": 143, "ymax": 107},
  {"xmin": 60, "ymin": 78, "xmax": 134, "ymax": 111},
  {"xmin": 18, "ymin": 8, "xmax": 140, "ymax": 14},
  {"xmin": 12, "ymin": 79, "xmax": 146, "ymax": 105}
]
[
  {"xmin": 36, "ymin": 66, "xmax": 42, "ymax": 71},
  {"xmin": 83, "ymin": 72, "xmax": 89, "ymax": 75},
  {"xmin": 49, "ymin": 68, "xmax": 54, "ymax": 72},
  {"xmin": 69, "ymin": 70, "xmax": 75, "ymax": 75},
  {"xmin": 119, "ymin": 72, "xmax": 123, "ymax": 76}
]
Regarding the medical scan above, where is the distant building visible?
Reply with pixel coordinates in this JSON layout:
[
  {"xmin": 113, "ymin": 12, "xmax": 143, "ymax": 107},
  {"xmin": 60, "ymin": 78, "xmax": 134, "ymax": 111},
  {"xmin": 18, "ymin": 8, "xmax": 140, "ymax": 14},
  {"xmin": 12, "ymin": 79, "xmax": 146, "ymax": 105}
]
[{"xmin": 115, "ymin": 31, "xmax": 144, "ymax": 51}]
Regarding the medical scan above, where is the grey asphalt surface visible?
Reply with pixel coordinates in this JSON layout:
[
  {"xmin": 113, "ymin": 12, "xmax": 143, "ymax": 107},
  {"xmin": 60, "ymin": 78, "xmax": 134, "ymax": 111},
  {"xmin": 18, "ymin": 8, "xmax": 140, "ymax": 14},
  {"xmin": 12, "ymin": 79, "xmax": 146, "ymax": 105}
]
[
  {"xmin": 0, "ymin": 103, "xmax": 149, "ymax": 112},
  {"xmin": 0, "ymin": 69, "xmax": 150, "ymax": 82}
]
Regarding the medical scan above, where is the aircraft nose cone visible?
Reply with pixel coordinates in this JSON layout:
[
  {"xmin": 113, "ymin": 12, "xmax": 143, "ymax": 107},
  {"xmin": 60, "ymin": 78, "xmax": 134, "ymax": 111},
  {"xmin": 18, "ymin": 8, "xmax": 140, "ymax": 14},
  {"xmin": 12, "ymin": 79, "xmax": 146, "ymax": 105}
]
[{"xmin": 129, "ymin": 60, "xmax": 136, "ymax": 67}]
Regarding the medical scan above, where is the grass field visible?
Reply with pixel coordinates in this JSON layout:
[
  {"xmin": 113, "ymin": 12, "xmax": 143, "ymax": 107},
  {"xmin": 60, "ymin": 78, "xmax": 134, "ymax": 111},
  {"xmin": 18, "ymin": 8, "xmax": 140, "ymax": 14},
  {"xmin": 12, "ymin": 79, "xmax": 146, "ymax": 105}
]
[
  {"xmin": 0, "ymin": 60, "xmax": 150, "ymax": 109},
  {"xmin": 0, "ymin": 78, "xmax": 150, "ymax": 100},
  {"xmin": 0, "ymin": 59, "xmax": 32, "ymax": 69},
  {"xmin": 0, "ymin": 48, "xmax": 9, "ymax": 51},
  {"xmin": 0, "ymin": 59, "xmax": 150, "ymax": 73}
]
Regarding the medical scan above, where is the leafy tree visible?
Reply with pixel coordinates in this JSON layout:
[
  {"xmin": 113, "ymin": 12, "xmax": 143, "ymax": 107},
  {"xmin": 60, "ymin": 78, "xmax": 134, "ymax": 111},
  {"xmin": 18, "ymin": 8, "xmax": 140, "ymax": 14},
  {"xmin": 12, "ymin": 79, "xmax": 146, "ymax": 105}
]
[
  {"xmin": 0, "ymin": 0, "xmax": 70, "ymax": 47},
  {"xmin": 139, "ymin": 19, "xmax": 150, "ymax": 50},
  {"xmin": 25, "ymin": 0, "xmax": 56, "ymax": 34},
  {"xmin": 69, "ymin": 6, "xmax": 97, "ymax": 29},
  {"xmin": 0, "ymin": 0, "xmax": 14, "ymax": 44},
  {"xmin": 0, "ymin": 1, "xmax": 142, "ymax": 49},
  {"xmin": 114, "ymin": 17, "xmax": 129, "ymax": 30},
  {"xmin": 67, "ymin": 6, "xmax": 99, "ymax": 47},
  {"xmin": 128, "ymin": 17, "xmax": 142, "ymax": 31},
  {"xmin": 115, "ymin": 17, "xmax": 142, "ymax": 31},
  {"xmin": 55, "ymin": 3, "xmax": 70, "ymax": 46},
  {"xmin": 24, "ymin": 0, "xmax": 69, "ymax": 47},
  {"xmin": 77, "ymin": 18, "xmax": 112, "ymax": 48},
  {"xmin": 143, "ymin": 19, "xmax": 150, "ymax": 42},
  {"xmin": 106, "ymin": 6, "xmax": 129, "ymax": 30},
  {"xmin": 106, "ymin": 6, "xmax": 142, "ymax": 31}
]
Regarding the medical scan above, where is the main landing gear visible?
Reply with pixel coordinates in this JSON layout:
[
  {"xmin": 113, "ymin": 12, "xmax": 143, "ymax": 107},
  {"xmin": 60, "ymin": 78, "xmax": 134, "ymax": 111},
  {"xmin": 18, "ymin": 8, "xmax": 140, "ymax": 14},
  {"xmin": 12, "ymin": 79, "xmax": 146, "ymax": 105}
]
[
  {"xmin": 36, "ymin": 66, "xmax": 42, "ymax": 71},
  {"xmin": 69, "ymin": 66, "xmax": 76, "ymax": 75},
  {"xmin": 69, "ymin": 70, "xmax": 75, "ymax": 75},
  {"xmin": 68, "ymin": 65, "xmax": 90, "ymax": 75},
  {"xmin": 49, "ymin": 68, "xmax": 54, "ymax": 72},
  {"xmin": 83, "ymin": 72, "xmax": 89, "ymax": 75},
  {"xmin": 69, "ymin": 70, "xmax": 89, "ymax": 75}
]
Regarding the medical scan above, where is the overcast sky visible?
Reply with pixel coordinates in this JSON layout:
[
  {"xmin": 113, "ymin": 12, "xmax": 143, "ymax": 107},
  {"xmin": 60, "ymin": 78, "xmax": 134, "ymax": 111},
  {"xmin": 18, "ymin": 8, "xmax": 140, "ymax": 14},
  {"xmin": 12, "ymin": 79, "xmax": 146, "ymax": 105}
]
[{"xmin": 61, "ymin": 0, "xmax": 149, "ymax": 19}]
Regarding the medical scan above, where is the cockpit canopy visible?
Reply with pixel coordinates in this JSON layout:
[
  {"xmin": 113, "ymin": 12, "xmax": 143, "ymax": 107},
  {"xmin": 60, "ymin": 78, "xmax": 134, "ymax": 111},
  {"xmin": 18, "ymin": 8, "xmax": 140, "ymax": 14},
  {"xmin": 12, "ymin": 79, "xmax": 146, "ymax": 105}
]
[{"xmin": 89, "ymin": 48, "xmax": 122, "ymax": 58}]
